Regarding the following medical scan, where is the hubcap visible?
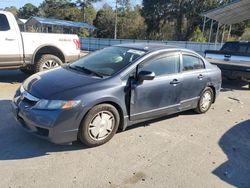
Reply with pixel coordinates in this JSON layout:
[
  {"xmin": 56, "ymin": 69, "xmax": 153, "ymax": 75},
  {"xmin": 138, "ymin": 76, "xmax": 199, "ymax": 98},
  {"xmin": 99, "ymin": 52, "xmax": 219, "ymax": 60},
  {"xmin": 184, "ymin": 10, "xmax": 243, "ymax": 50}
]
[
  {"xmin": 41, "ymin": 60, "xmax": 59, "ymax": 70},
  {"xmin": 88, "ymin": 111, "xmax": 115, "ymax": 141},
  {"xmin": 201, "ymin": 91, "xmax": 212, "ymax": 111}
]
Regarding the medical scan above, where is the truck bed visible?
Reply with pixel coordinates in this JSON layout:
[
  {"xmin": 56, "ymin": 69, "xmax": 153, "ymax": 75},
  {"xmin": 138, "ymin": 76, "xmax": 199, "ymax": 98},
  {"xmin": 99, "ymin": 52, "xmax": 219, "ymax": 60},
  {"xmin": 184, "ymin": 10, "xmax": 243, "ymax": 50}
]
[{"xmin": 205, "ymin": 45, "xmax": 250, "ymax": 81}]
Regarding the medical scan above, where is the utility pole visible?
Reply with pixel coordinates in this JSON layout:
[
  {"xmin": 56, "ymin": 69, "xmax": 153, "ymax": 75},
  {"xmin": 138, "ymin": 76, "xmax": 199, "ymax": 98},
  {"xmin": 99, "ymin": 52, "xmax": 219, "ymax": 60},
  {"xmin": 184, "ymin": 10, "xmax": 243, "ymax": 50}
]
[{"xmin": 114, "ymin": 0, "xmax": 118, "ymax": 39}]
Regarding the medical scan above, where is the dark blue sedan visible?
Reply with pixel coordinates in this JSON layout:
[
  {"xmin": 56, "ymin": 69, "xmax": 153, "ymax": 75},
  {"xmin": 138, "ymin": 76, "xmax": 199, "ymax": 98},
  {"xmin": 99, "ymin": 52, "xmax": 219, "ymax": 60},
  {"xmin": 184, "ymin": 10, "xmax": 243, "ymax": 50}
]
[{"xmin": 12, "ymin": 44, "xmax": 221, "ymax": 146}]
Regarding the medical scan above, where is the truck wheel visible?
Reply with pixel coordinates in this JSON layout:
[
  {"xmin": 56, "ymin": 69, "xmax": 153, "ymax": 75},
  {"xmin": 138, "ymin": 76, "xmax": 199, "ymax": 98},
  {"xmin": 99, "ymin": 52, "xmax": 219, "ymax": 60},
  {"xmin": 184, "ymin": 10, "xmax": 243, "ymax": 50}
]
[
  {"xmin": 35, "ymin": 54, "xmax": 62, "ymax": 72},
  {"xmin": 194, "ymin": 87, "xmax": 214, "ymax": 114},
  {"xmin": 78, "ymin": 104, "xmax": 120, "ymax": 147}
]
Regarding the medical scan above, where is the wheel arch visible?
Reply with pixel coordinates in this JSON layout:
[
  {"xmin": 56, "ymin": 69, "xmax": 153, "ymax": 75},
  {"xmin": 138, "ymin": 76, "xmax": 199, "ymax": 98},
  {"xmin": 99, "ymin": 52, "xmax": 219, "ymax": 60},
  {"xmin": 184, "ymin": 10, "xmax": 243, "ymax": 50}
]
[
  {"xmin": 98, "ymin": 101, "xmax": 125, "ymax": 131},
  {"xmin": 32, "ymin": 45, "xmax": 66, "ymax": 64},
  {"xmin": 207, "ymin": 85, "xmax": 216, "ymax": 103},
  {"xmin": 79, "ymin": 99, "xmax": 126, "ymax": 132}
]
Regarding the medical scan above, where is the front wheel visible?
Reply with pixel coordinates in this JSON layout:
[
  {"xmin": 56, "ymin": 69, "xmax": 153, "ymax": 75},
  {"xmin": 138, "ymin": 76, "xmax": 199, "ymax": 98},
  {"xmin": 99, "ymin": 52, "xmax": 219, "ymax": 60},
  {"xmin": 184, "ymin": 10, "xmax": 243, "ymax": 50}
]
[
  {"xmin": 195, "ymin": 87, "xmax": 214, "ymax": 114},
  {"xmin": 35, "ymin": 54, "xmax": 62, "ymax": 72},
  {"xmin": 78, "ymin": 104, "xmax": 120, "ymax": 147}
]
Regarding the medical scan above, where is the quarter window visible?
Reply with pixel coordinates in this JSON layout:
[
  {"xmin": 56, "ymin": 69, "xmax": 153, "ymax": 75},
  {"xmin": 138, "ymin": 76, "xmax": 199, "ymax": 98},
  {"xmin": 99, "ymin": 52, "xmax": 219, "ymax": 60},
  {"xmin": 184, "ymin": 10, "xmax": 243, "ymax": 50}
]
[
  {"xmin": 247, "ymin": 43, "xmax": 250, "ymax": 53},
  {"xmin": 182, "ymin": 55, "xmax": 205, "ymax": 71},
  {"xmin": 0, "ymin": 14, "xmax": 10, "ymax": 31},
  {"xmin": 139, "ymin": 54, "xmax": 180, "ymax": 77}
]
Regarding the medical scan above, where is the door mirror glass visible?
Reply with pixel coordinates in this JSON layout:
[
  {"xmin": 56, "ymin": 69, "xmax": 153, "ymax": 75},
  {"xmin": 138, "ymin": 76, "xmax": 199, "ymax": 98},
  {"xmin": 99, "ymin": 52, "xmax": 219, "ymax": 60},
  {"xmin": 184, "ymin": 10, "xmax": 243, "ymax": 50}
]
[{"xmin": 138, "ymin": 71, "xmax": 155, "ymax": 82}]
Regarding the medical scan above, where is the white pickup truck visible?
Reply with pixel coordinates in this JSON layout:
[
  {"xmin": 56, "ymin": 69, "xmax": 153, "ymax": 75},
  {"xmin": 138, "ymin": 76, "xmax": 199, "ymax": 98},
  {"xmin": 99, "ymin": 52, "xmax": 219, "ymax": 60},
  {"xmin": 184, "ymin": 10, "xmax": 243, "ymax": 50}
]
[{"xmin": 0, "ymin": 11, "xmax": 80, "ymax": 73}]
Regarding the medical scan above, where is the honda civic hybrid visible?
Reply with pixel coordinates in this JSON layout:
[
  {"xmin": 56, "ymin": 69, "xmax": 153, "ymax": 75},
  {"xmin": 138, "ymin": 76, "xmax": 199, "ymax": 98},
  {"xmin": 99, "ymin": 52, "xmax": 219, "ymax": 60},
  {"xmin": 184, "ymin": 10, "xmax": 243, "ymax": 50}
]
[{"xmin": 12, "ymin": 43, "xmax": 221, "ymax": 146}]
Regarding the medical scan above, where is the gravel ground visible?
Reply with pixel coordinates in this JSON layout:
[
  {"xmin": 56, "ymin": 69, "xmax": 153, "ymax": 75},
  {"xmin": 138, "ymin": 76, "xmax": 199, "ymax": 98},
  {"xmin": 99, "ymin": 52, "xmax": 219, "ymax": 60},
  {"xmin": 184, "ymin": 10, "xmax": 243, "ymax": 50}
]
[{"xmin": 0, "ymin": 70, "xmax": 249, "ymax": 188}]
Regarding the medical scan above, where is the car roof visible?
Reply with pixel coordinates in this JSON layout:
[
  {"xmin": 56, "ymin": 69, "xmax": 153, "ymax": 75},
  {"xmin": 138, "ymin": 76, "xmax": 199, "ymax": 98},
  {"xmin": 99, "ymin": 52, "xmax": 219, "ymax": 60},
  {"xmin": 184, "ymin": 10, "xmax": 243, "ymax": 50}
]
[{"xmin": 115, "ymin": 43, "xmax": 180, "ymax": 52}]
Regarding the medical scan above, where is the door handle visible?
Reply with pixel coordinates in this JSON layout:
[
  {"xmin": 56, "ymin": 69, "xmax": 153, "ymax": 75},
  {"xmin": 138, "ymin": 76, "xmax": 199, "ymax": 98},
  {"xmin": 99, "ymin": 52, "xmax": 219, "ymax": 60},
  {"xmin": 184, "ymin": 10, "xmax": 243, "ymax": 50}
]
[
  {"xmin": 198, "ymin": 74, "xmax": 204, "ymax": 79},
  {"xmin": 5, "ymin": 37, "xmax": 16, "ymax": 41},
  {"xmin": 170, "ymin": 79, "xmax": 180, "ymax": 85}
]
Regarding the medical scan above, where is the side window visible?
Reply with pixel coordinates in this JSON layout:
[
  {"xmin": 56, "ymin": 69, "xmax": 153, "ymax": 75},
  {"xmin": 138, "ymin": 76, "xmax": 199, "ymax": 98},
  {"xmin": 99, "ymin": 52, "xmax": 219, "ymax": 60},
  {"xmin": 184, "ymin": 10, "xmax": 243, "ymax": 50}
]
[
  {"xmin": 247, "ymin": 43, "xmax": 250, "ymax": 53},
  {"xmin": 139, "ymin": 54, "xmax": 180, "ymax": 77},
  {"xmin": 238, "ymin": 43, "xmax": 248, "ymax": 53},
  {"xmin": 182, "ymin": 55, "xmax": 205, "ymax": 71},
  {"xmin": 0, "ymin": 14, "xmax": 10, "ymax": 31}
]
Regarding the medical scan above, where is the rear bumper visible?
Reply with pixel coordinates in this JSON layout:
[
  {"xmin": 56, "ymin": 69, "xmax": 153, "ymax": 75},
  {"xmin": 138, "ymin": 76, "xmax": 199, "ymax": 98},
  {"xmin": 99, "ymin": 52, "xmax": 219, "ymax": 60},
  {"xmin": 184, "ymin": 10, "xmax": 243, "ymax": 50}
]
[
  {"xmin": 11, "ymin": 102, "xmax": 82, "ymax": 144},
  {"xmin": 210, "ymin": 63, "xmax": 250, "ymax": 81},
  {"xmin": 221, "ymin": 69, "xmax": 250, "ymax": 81}
]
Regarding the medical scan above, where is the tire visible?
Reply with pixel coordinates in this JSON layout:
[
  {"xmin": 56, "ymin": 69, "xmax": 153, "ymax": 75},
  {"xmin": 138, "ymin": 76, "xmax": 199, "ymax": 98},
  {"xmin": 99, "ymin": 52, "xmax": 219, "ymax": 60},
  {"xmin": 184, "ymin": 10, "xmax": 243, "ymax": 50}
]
[
  {"xmin": 78, "ymin": 104, "xmax": 120, "ymax": 147},
  {"xmin": 34, "ymin": 54, "xmax": 62, "ymax": 73},
  {"xmin": 194, "ymin": 87, "xmax": 214, "ymax": 114}
]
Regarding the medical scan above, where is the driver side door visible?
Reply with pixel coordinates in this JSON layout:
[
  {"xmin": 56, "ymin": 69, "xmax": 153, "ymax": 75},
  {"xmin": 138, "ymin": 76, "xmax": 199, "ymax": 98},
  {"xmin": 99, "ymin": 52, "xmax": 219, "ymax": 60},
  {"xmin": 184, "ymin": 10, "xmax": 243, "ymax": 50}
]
[
  {"xmin": 0, "ymin": 13, "xmax": 22, "ymax": 66},
  {"xmin": 130, "ymin": 52, "xmax": 183, "ymax": 121}
]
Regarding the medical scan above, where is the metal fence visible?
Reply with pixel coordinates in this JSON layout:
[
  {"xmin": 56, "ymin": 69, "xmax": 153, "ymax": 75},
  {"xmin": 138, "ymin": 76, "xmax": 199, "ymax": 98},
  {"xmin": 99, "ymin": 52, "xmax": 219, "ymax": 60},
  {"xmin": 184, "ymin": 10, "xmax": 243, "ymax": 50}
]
[{"xmin": 80, "ymin": 37, "xmax": 221, "ymax": 55}]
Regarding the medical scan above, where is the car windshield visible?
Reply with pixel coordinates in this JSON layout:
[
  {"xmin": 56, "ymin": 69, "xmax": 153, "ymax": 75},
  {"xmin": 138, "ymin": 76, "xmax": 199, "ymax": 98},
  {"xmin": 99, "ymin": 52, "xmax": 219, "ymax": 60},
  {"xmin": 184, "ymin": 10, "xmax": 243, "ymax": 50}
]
[{"xmin": 69, "ymin": 47, "xmax": 145, "ymax": 77}]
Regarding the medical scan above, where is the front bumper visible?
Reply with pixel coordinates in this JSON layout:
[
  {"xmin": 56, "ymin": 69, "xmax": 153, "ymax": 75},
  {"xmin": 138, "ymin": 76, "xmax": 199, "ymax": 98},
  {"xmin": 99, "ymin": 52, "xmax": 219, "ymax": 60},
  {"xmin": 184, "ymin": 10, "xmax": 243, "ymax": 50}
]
[
  {"xmin": 65, "ymin": 54, "xmax": 80, "ymax": 63},
  {"xmin": 12, "ymin": 101, "xmax": 82, "ymax": 144}
]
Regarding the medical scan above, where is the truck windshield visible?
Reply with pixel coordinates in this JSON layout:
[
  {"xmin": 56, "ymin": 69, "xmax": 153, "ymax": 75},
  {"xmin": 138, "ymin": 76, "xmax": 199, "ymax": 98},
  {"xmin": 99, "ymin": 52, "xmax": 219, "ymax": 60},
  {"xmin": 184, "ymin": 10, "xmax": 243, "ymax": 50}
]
[{"xmin": 70, "ymin": 47, "xmax": 145, "ymax": 76}]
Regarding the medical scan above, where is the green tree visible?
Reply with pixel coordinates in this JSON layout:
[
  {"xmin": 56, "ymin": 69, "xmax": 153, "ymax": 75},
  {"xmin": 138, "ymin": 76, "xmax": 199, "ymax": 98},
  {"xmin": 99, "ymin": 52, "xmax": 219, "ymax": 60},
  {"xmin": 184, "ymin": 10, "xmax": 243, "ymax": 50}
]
[
  {"xmin": 93, "ymin": 4, "xmax": 115, "ymax": 38},
  {"xmin": 141, "ymin": 0, "xmax": 233, "ymax": 40},
  {"xmin": 83, "ymin": 4, "xmax": 97, "ymax": 24},
  {"xmin": 190, "ymin": 27, "xmax": 207, "ymax": 42},
  {"xmin": 18, "ymin": 3, "xmax": 39, "ymax": 19},
  {"xmin": 76, "ymin": 0, "xmax": 101, "ymax": 22},
  {"xmin": 117, "ymin": 0, "xmax": 131, "ymax": 13},
  {"xmin": 117, "ymin": 5, "xmax": 146, "ymax": 39},
  {"xmin": 93, "ymin": 3, "xmax": 147, "ymax": 39},
  {"xmin": 4, "ymin": 6, "xmax": 18, "ymax": 16},
  {"xmin": 39, "ymin": 0, "xmax": 78, "ymax": 20},
  {"xmin": 241, "ymin": 27, "xmax": 250, "ymax": 40}
]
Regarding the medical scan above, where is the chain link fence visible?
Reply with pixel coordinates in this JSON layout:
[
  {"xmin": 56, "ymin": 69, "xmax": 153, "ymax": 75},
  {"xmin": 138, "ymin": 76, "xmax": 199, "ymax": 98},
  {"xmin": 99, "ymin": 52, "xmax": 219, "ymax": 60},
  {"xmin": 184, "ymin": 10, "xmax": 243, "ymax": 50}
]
[{"xmin": 80, "ymin": 37, "xmax": 222, "ymax": 55}]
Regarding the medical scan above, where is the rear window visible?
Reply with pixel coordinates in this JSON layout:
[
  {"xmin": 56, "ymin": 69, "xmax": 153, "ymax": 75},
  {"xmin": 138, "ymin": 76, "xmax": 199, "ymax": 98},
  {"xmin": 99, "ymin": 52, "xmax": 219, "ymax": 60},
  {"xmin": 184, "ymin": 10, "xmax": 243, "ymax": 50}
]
[
  {"xmin": 221, "ymin": 42, "xmax": 249, "ymax": 53},
  {"xmin": 0, "ymin": 14, "xmax": 10, "ymax": 31},
  {"xmin": 182, "ymin": 55, "xmax": 205, "ymax": 71}
]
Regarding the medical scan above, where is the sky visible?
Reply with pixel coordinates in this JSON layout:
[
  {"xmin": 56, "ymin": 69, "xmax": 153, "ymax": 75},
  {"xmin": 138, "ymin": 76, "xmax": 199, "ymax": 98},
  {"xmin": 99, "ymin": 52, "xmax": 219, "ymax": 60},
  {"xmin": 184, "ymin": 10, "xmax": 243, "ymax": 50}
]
[{"xmin": 0, "ymin": 0, "xmax": 142, "ymax": 9}]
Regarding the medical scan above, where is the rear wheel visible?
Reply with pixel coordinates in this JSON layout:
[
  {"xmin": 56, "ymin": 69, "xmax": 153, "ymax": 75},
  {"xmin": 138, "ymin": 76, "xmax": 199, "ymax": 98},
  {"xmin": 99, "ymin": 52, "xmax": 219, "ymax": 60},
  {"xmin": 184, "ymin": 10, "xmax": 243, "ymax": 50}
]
[
  {"xmin": 35, "ymin": 54, "xmax": 62, "ymax": 72},
  {"xmin": 195, "ymin": 87, "xmax": 214, "ymax": 114},
  {"xmin": 78, "ymin": 104, "xmax": 120, "ymax": 147}
]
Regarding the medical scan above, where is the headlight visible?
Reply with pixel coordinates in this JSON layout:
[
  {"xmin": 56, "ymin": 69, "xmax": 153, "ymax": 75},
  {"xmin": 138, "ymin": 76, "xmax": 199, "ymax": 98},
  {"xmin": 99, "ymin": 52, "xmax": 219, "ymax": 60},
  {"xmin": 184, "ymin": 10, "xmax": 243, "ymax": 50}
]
[
  {"xmin": 33, "ymin": 100, "xmax": 81, "ymax": 110},
  {"xmin": 20, "ymin": 85, "xmax": 25, "ymax": 93}
]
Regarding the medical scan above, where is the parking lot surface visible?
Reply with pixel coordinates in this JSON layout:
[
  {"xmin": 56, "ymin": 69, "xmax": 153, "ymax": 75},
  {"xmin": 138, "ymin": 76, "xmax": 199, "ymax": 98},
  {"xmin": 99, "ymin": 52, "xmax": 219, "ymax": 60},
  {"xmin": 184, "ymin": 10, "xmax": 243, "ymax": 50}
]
[{"xmin": 0, "ymin": 70, "xmax": 250, "ymax": 188}]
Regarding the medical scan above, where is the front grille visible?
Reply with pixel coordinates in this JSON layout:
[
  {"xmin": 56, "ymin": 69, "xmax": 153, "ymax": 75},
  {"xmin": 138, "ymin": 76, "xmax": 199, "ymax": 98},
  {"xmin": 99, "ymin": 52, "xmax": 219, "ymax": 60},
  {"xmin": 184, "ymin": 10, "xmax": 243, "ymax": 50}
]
[
  {"xmin": 17, "ymin": 115, "xmax": 49, "ymax": 137},
  {"xmin": 18, "ymin": 90, "xmax": 40, "ymax": 108},
  {"xmin": 22, "ymin": 98, "xmax": 37, "ymax": 107}
]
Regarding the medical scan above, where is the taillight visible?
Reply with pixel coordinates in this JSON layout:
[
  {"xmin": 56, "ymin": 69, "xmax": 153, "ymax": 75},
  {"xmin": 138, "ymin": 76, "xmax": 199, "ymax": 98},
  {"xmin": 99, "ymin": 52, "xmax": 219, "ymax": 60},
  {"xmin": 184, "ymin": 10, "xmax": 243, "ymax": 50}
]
[{"xmin": 73, "ymin": 39, "xmax": 80, "ymax": 50}]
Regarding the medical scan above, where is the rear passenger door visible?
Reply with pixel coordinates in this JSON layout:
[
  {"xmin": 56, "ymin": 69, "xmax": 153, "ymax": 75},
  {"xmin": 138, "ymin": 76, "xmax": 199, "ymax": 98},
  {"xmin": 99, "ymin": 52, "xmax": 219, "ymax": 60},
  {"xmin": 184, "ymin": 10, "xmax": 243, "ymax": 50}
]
[{"xmin": 180, "ymin": 53, "xmax": 208, "ymax": 110}]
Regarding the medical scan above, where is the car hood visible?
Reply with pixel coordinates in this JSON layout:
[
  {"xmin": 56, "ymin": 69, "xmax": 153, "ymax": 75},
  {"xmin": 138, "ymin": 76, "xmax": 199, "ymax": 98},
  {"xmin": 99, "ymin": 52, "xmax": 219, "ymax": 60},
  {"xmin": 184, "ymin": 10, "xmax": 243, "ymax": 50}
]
[{"xmin": 23, "ymin": 67, "xmax": 100, "ymax": 99}]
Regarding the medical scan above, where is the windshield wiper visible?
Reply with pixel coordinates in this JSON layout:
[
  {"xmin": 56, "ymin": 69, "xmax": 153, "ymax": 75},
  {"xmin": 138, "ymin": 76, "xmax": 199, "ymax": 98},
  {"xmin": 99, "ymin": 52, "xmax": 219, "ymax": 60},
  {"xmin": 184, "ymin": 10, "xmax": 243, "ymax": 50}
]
[{"xmin": 69, "ymin": 65, "xmax": 103, "ymax": 78}]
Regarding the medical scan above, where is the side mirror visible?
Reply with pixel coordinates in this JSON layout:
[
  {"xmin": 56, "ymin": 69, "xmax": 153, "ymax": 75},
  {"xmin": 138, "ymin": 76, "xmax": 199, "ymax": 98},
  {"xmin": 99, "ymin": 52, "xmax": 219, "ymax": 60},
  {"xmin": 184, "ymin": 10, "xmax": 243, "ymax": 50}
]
[{"xmin": 138, "ymin": 71, "xmax": 155, "ymax": 82}]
